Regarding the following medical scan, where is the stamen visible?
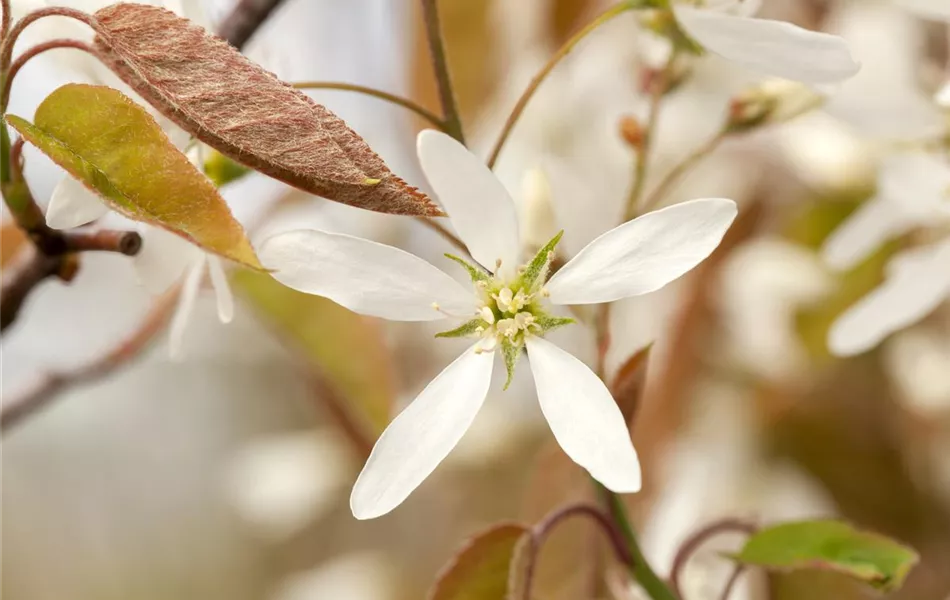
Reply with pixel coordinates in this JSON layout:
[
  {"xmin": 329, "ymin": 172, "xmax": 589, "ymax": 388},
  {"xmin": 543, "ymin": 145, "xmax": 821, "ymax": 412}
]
[{"xmin": 479, "ymin": 306, "xmax": 495, "ymax": 325}]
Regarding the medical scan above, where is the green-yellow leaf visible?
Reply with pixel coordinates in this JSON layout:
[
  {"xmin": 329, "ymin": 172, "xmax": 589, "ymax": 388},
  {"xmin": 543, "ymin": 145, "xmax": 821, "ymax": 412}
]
[
  {"xmin": 429, "ymin": 523, "xmax": 531, "ymax": 600},
  {"xmin": 5, "ymin": 84, "xmax": 261, "ymax": 269},
  {"xmin": 232, "ymin": 270, "xmax": 396, "ymax": 436},
  {"xmin": 733, "ymin": 520, "xmax": 919, "ymax": 592}
]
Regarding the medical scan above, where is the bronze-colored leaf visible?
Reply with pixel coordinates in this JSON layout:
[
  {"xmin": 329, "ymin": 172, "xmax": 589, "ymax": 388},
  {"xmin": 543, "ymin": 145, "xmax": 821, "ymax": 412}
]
[
  {"xmin": 610, "ymin": 344, "xmax": 652, "ymax": 427},
  {"xmin": 92, "ymin": 3, "xmax": 441, "ymax": 217},
  {"xmin": 429, "ymin": 523, "xmax": 531, "ymax": 600}
]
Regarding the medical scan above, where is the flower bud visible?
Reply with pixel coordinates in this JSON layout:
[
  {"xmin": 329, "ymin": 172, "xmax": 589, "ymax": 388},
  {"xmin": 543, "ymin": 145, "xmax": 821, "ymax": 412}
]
[
  {"xmin": 619, "ymin": 115, "xmax": 645, "ymax": 151},
  {"xmin": 520, "ymin": 168, "xmax": 558, "ymax": 252},
  {"xmin": 727, "ymin": 79, "xmax": 824, "ymax": 133}
]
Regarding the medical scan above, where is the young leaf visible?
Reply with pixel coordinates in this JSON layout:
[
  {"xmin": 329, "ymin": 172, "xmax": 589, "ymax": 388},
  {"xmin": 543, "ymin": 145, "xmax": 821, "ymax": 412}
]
[
  {"xmin": 429, "ymin": 523, "xmax": 531, "ymax": 600},
  {"xmin": 732, "ymin": 520, "xmax": 919, "ymax": 592},
  {"xmin": 5, "ymin": 84, "xmax": 261, "ymax": 269},
  {"xmin": 92, "ymin": 3, "xmax": 441, "ymax": 217},
  {"xmin": 610, "ymin": 344, "xmax": 652, "ymax": 427}
]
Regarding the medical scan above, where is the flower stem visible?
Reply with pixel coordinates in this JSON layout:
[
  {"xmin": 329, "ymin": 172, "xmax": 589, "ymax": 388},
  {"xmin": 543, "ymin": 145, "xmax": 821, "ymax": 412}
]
[
  {"xmin": 292, "ymin": 81, "xmax": 447, "ymax": 132},
  {"xmin": 623, "ymin": 50, "xmax": 679, "ymax": 222},
  {"xmin": 486, "ymin": 1, "xmax": 637, "ymax": 169},
  {"xmin": 1, "ymin": 0, "xmax": 11, "ymax": 46},
  {"xmin": 639, "ymin": 129, "xmax": 728, "ymax": 214},
  {"xmin": 2, "ymin": 38, "xmax": 97, "ymax": 111},
  {"xmin": 668, "ymin": 518, "xmax": 757, "ymax": 599},
  {"xmin": 602, "ymin": 487, "xmax": 680, "ymax": 600},
  {"xmin": 419, "ymin": 0, "xmax": 464, "ymax": 143}
]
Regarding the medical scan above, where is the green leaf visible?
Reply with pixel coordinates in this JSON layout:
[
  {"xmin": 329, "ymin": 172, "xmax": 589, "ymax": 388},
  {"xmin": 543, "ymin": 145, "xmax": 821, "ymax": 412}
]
[
  {"xmin": 436, "ymin": 318, "xmax": 486, "ymax": 339},
  {"xmin": 520, "ymin": 230, "xmax": 563, "ymax": 292},
  {"xmin": 733, "ymin": 520, "xmax": 919, "ymax": 592},
  {"xmin": 232, "ymin": 270, "xmax": 396, "ymax": 436},
  {"xmin": 501, "ymin": 336, "xmax": 524, "ymax": 390},
  {"xmin": 429, "ymin": 523, "xmax": 531, "ymax": 600},
  {"xmin": 445, "ymin": 253, "xmax": 491, "ymax": 284},
  {"xmin": 204, "ymin": 149, "xmax": 251, "ymax": 187},
  {"xmin": 6, "ymin": 84, "xmax": 261, "ymax": 269}
]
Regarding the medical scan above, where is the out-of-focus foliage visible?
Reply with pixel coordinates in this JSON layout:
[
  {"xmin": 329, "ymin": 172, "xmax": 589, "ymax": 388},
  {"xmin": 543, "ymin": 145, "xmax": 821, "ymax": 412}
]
[
  {"xmin": 734, "ymin": 520, "xmax": 919, "ymax": 591},
  {"xmin": 427, "ymin": 524, "xmax": 530, "ymax": 600}
]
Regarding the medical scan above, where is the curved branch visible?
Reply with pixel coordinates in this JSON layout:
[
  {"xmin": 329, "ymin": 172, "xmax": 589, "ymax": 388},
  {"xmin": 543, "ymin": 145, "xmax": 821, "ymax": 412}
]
[
  {"xmin": 1, "ymin": 286, "xmax": 179, "ymax": 431},
  {"xmin": 419, "ymin": 0, "xmax": 463, "ymax": 142},
  {"xmin": 216, "ymin": 0, "xmax": 287, "ymax": 50},
  {"xmin": 668, "ymin": 518, "xmax": 758, "ymax": 600},
  {"xmin": 521, "ymin": 503, "xmax": 634, "ymax": 600},
  {"xmin": 1, "ymin": 0, "xmax": 11, "ymax": 45},
  {"xmin": 0, "ymin": 7, "xmax": 98, "ymax": 86},
  {"xmin": 292, "ymin": 81, "xmax": 446, "ymax": 131},
  {"xmin": 486, "ymin": 2, "xmax": 634, "ymax": 169},
  {"xmin": 2, "ymin": 38, "xmax": 97, "ymax": 110}
]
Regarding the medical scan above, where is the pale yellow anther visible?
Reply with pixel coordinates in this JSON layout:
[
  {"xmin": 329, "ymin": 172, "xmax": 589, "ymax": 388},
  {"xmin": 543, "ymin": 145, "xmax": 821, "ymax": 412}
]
[
  {"xmin": 514, "ymin": 312, "xmax": 535, "ymax": 330},
  {"xmin": 480, "ymin": 306, "xmax": 496, "ymax": 325},
  {"xmin": 496, "ymin": 318, "xmax": 518, "ymax": 338},
  {"xmin": 540, "ymin": 288, "xmax": 550, "ymax": 298},
  {"xmin": 431, "ymin": 302, "xmax": 440, "ymax": 311}
]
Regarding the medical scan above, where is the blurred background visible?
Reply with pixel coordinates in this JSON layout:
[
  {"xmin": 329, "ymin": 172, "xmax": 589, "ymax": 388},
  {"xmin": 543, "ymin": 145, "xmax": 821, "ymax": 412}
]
[{"xmin": 3, "ymin": 0, "xmax": 950, "ymax": 598}]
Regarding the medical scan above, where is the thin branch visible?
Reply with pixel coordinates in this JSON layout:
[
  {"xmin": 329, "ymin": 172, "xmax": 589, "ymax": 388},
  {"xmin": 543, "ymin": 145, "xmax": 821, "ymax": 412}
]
[
  {"xmin": 2, "ymin": 38, "xmax": 96, "ymax": 109},
  {"xmin": 639, "ymin": 130, "xmax": 728, "ymax": 214},
  {"xmin": 1, "ymin": 287, "xmax": 179, "ymax": 431},
  {"xmin": 61, "ymin": 229, "xmax": 142, "ymax": 255},
  {"xmin": 216, "ymin": 0, "xmax": 287, "ymax": 50},
  {"xmin": 417, "ymin": 217, "xmax": 467, "ymax": 254},
  {"xmin": 602, "ymin": 486, "xmax": 679, "ymax": 600},
  {"xmin": 292, "ymin": 81, "xmax": 446, "ymax": 131},
  {"xmin": 521, "ymin": 503, "xmax": 634, "ymax": 600},
  {"xmin": 1, "ymin": 0, "xmax": 11, "ymax": 46},
  {"xmin": 0, "ymin": 249, "xmax": 72, "ymax": 332},
  {"xmin": 487, "ymin": 2, "xmax": 633, "ymax": 169},
  {"xmin": 668, "ymin": 518, "xmax": 758, "ymax": 600},
  {"xmin": 623, "ymin": 50, "xmax": 679, "ymax": 221},
  {"xmin": 419, "ymin": 0, "xmax": 464, "ymax": 143},
  {"xmin": 718, "ymin": 564, "xmax": 746, "ymax": 600}
]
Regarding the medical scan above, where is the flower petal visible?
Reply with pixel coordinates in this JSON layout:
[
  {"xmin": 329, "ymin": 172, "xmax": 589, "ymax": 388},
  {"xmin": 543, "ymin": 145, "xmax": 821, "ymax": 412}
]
[
  {"xmin": 821, "ymin": 196, "xmax": 911, "ymax": 270},
  {"xmin": 259, "ymin": 230, "xmax": 476, "ymax": 321},
  {"xmin": 207, "ymin": 255, "xmax": 234, "ymax": 324},
  {"xmin": 895, "ymin": 0, "xmax": 950, "ymax": 22},
  {"xmin": 168, "ymin": 253, "xmax": 206, "ymax": 360},
  {"xmin": 877, "ymin": 153, "xmax": 950, "ymax": 218},
  {"xmin": 828, "ymin": 239, "xmax": 950, "ymax": 356},
  {"xmin": 546, "ymin": 198, "xmax": 737, "ymax": 305},
  {"xmin": 46, "ymin": 176, "xmax": 110, "ymax": 229},
  {"xmin": 673, "ymin": 6, "xmax": 860, "ymax": 84},
  {"xmin": 525, "ymin": 336, "xmax": 641, "ymax": 493},
  {"xmin": 134, "ymin": 227, "xmax": 201, "ymax": 294},
  {"xmin": 350, "ymin": 344, "xmax": 494, "ymax": 519},
  {"xmin": 417, "ymin": 130, "xmax": 521, "ymax": 275}
]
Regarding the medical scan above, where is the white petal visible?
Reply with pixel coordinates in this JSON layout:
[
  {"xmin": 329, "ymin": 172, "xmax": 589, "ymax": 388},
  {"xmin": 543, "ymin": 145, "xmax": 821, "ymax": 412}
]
[
  {"xmin": 207, "ymin": 255, "xmax": 234, "ymax": 324},
  {"xmin": 259, "ymin": 230, "xmax": 476, "ymax": 321},
  {"xmin": 417, "ymin": 130, "xmax": 521, "ymax": 275},
  {"xmin": 821, "ymin": 196, "xmax": 910, "ymax": 270},
  {"xmin": 877, "ymin": 153, "xmax": 950, "ymax": 219},
  {"xmin": 525, "ymin": 336, "xmax": 641, "ymax": 493},
  {"xmin": 46, "ymin": 177, "xmax": 110, "ymax": 229},
  {"xmin": 895, "ymin": 0, "xmax": 950, "ymax": 22},
  {"xmin": 673, "ymin": 6, "xmax": 860, "ymax": 84},
  {"xmin": 350, "ymin": 344, "xmax": 494, "ymax": 519},
  {"xmin": 546, "ymin": 198, "xmax": 737, "ymax": 305},
  {"xmin": 168, "ymin": 254, "xmax": 207, "ymax": 361},
  {"xmin": 133, "ymin": 227, "xmax": 201, "ymax": 294},
  {"xmin": 828, "ymin": 239, "xmax": 950, "ymax": 356}
]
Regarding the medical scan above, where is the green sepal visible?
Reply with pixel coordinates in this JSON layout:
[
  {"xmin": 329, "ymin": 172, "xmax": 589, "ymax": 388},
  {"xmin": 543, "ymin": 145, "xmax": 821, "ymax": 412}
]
[
  {"xmin": 445, "ymin": 253, "xmax": 491, "ymax": 284},
  {"xmin": 520, "ymin": 230, "xmax": 563, "ymax": 292},
  {"xmin": 436, "ymin": 318, "xmax": 485, "ymax": 339},
  {"xmin": 501, "ymin": 336, "xmax": 524, "ymax": 390},
  {"xmin": 533, "ymin": 315, "xmax": 574, "ymax": 334}
]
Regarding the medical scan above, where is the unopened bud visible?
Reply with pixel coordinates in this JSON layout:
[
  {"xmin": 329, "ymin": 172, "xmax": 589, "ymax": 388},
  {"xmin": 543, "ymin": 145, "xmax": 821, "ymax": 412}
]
[
  {"xmin": 520, "ymin": 168, "xmax": 558, "ymax": 252},
  {"xmin": 619, "ymin": 115, "xmax": 645, "ymax": 150},
  {"xmin": 727, "ymin": 79, "xmax": 824, "ymax": 133}
]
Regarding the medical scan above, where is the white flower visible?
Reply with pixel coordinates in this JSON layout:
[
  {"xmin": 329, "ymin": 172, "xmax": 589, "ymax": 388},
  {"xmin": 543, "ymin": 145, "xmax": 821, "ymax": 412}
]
[
  {"xmin": 46, "ymin": 147, "xmax": 234, "ymax": 360},
  {"xmin": 672, "ymin": 0, "xmax": 860, "ymax": 86},
  {"xmin": 824, "ymin": 153, "xmax": 950, "ymax": 356},
  {"xmin": 259, "ymin": 130, "xmax": 738, "ymax": 519}
]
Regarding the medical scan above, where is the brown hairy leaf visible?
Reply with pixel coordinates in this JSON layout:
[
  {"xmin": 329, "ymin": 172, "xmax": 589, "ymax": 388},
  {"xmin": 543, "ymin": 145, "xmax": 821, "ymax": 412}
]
[
  {"xmin": 92, "ymin": 3, "xmax": 441, "ymax": 217},
  {"xmin": 610, "ymin": 344, "xmax": 652, "ymax": 427}
]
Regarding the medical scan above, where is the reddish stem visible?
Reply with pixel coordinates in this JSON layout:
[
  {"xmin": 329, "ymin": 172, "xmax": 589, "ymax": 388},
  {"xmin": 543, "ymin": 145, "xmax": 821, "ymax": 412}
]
[
  {"xmin": 668, "ymin": 518, "xmax": 757, "ymax": 600},
  {"xmin": 2, "ymin": 38, "xmax": 97, "ymax": 109}
]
